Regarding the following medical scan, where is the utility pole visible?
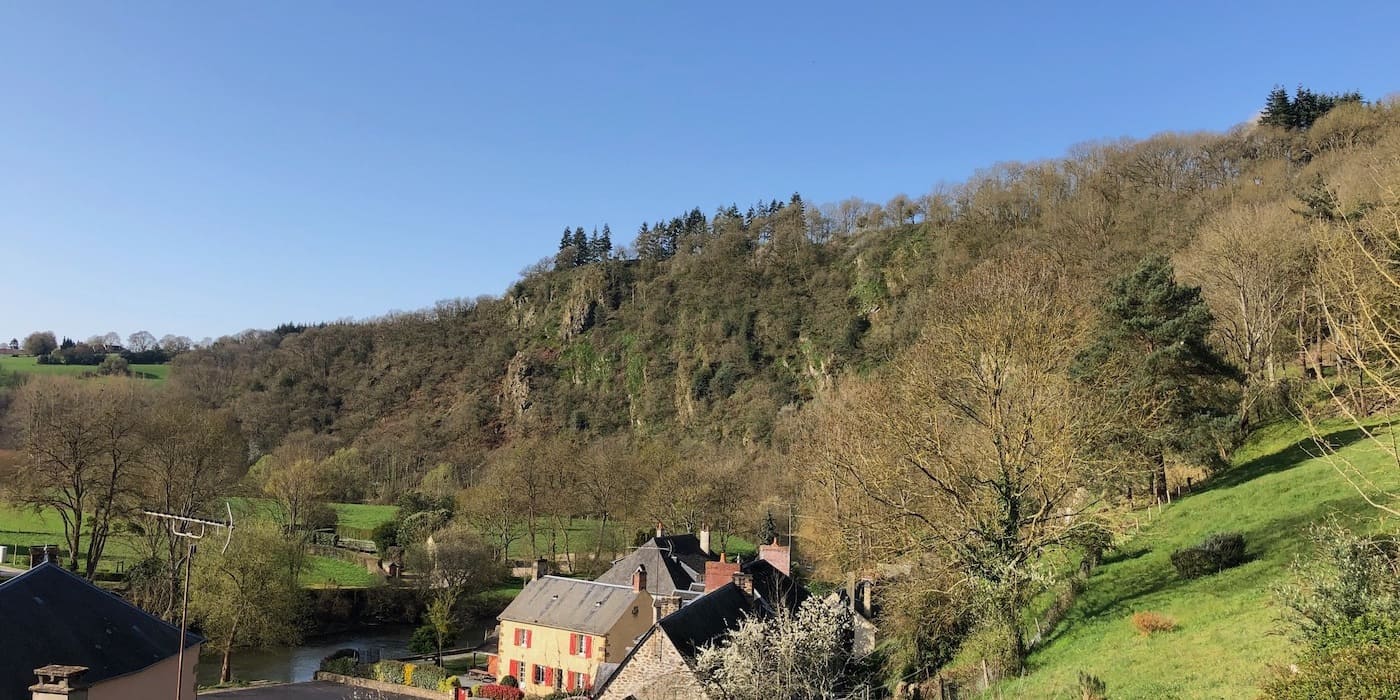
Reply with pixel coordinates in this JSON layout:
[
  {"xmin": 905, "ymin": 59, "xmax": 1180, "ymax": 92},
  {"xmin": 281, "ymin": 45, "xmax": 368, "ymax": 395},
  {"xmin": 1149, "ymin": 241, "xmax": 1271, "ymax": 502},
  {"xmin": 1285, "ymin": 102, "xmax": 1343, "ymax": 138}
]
[{"xmin": 142, "ymin": 504, "xmax": 234, "ymax": 700}]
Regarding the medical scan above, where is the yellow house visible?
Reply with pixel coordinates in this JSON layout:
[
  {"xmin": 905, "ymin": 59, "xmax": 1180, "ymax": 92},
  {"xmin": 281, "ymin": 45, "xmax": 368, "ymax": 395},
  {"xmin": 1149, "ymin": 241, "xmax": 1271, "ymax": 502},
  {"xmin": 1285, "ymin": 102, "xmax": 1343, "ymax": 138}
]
[{"xmin": 494, "ymin": 567, "xmax": 654, "ymax": 695}]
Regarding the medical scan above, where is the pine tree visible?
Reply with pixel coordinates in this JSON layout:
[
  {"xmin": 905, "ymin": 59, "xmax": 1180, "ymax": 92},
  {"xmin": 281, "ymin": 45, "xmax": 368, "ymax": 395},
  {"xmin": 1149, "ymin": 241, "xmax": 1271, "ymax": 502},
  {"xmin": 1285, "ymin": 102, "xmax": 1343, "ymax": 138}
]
[
  {"xmin": 1260, "ymin": 86, "xmax": 1292, "ymax": 128},
  {"xmin": 559, "ymin": 227, "xmax": 573, "ymax": 252},
  {"xmin": 572, "ymin": 227, "xmax": 588, "ymax": 267},
  {"xmin": 1074, "ymin": 255, "xmax": 1241, "ymax": 502},
  {"xmin": 599, "ymin": 224, "xmax": 612, "ymax": 259},
  {"xmin": 759, "ymin": 510, "xmax": 779, "ymax": 545}
]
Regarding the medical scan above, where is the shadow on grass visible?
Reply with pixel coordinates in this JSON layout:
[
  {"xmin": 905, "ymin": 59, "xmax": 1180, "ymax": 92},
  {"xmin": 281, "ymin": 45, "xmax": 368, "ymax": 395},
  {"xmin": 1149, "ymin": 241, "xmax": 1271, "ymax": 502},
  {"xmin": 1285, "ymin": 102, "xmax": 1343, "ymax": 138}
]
[
  {"xmin": 1101, "ymin": 547, "xmax": 1151, "ymax": 566},
  {"xmin": 1200, "ymin": 424, "xmax": 1380, "ymax": 494}
]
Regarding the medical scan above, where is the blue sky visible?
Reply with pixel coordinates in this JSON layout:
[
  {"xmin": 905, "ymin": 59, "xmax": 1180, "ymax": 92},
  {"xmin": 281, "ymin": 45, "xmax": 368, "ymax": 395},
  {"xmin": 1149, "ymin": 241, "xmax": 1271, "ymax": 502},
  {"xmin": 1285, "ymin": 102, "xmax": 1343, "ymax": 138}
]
[{"xmin": 3, "ymin": 1, "xmax": 1398, "ymax": 342}]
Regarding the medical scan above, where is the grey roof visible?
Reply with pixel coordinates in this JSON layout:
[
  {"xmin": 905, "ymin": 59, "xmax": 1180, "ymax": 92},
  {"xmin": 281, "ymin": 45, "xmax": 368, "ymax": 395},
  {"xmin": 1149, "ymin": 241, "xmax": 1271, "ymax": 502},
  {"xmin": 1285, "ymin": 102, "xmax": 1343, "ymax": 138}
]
[
  {"xmin": 595, "ymin": 535, "xmax": 717, "ymax": 597},
  {"xmin": 0, "ymin": 563, "xmax": 202, "ymax": 698},
  {"xmin": 498, "ymin": 575, "xmax": 645, "ymax": 635},
  {"xmin": 591, "ymin": 558, "xmax": 808, "ymax": 698}
]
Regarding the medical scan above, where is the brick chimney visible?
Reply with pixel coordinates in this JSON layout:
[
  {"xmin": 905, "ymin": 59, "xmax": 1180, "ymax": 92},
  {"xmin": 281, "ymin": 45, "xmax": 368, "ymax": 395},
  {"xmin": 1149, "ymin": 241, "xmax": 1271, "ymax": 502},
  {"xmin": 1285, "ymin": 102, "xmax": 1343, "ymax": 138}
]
[
  {"xmin": 30, "ymin": 665, "xmax": 88, "ymax": 700},
  {"xmin": 698, "ymin": 525, "xmax": 711, "ymax": 556},
  {"xmin": 758, "ymin": 538, "xmax": 791, "ymax": 576},
  {"xmin": 632, "ymin": 564, "xmax": 647, "ymax": 593},
  {"xmin": 653, "ymin": 595, "xmax": 681, "ymax": 623},
  {"xmin": 704, "ymin": 554, "xmax": 740, "ymax": 593},
  {"xmin": 533, "ymin": 558, "xmax": 549, "ymax": 581},
  {"xmin": 732, "ymin": 571, "xmax": 754, "ymax": 598}
]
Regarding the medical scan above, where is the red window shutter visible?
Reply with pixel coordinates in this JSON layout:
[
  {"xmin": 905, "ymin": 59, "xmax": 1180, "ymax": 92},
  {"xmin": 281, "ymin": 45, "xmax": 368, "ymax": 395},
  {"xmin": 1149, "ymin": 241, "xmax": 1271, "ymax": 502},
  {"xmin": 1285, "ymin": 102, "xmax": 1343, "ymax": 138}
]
[
  {"xmin": 584, "ymin": 635, "xmax": 593, "ymax": 658},
  {"xmin": 546, "ymin": 667, "xmax": 554, "ymax": 686},
  {"xmin": 580, "ymin": 672, "xmax": 590, "ymax": 689},
  {"xmin": 568, "ymin": 633, "xmax": 577, "ymax": 656},
  {"xmin": 509, "ymin": 660, "xmax": 518, "ymax": 678},
  {"xmin": 526, "ymin": 628, "xmax": 533, "ymax": 648},
  {"xmin": 566, "ymin": 671, "xmax": 575, "ymax": 691}
]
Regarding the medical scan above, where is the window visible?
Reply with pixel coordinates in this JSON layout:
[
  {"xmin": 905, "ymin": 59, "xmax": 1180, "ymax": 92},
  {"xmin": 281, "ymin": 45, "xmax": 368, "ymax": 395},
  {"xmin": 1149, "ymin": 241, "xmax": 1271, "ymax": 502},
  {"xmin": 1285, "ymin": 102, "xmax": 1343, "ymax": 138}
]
[
  {"xmin": 573, "ymin": 671, "xmax": 590, "ymax": 690},
  {"xmin": 573, "ymin": 634, "xmax": 588, "ymax": 656},
  {"xmin": 533, "ymin": 664, "xmax": 547, "ymax": 685},
  {"xmin": 554, "ymin": 668, "xmax": 563, "ymax": 690},
  {"xmin": 514, "ymin": 627, "xmax": 532, "ymax": 648}
]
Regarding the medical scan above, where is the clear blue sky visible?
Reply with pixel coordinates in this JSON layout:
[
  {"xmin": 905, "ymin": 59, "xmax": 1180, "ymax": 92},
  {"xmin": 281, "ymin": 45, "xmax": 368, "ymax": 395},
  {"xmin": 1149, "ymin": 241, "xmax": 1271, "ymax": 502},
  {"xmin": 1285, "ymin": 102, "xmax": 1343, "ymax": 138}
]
[{"xmin": 3, "ymin": 1, "xmax": 1398, "ymax": 342}]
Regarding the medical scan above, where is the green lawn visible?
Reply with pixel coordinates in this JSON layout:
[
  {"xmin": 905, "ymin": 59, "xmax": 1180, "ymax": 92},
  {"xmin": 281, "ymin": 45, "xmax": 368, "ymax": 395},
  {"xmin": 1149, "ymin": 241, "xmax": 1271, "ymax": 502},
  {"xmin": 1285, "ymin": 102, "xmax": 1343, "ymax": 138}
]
[
  {"xmin": 298, "ymin": 554, "xmax": 378, "ymax": 588},
  {"xmin": 994, "ymin": 419, "xmax": 1400, "ymax": 699},
  {"xmin": 0, "ymin": 503, "xmax": 139, "ymax": 573},
  {"xmin": 331, "ymin": 502, "xmax": 399, "ymax": 534},
  {"xmin": 0, "ymin": 355, "xmax": 168, "ymax": 381},
  {"xmin": 0, "ymin": 501, "xmax": 385, "ymax": 586}
]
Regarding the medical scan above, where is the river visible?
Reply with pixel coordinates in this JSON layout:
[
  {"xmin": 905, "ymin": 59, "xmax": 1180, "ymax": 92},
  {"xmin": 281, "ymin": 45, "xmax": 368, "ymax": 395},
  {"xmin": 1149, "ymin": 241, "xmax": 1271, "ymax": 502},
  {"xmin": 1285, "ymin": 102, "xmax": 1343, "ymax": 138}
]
[{"xmin": 197, "ymin": 621, "xmax": 493, "ymax": 684}]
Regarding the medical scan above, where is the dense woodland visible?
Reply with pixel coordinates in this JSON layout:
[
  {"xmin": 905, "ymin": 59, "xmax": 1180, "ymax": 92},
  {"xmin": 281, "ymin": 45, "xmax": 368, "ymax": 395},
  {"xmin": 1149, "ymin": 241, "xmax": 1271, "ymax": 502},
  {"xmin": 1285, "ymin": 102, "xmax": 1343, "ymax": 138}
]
[{"xmin": 7, "ymin": 86, "xmax": 1400, "ymax": 694}]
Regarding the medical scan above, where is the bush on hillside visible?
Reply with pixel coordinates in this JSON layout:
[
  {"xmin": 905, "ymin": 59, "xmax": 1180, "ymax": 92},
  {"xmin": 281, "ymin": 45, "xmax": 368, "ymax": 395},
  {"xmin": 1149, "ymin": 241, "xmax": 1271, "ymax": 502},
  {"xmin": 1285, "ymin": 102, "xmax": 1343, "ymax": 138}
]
[
  {"xmin": 1130, "ymin": 611, "xmax": 1177, "ymax": 636},
  {"xmin": 1078, "ymin": 671, "xmax": 1108, "ymax": 700},
  {"xmin": 1258, "ymin": 639, "xmax": 1400, "ymax": 699},
  {"xmin": 1170, "ymin": 532, "xmax": 1246, "ymax": 579}
]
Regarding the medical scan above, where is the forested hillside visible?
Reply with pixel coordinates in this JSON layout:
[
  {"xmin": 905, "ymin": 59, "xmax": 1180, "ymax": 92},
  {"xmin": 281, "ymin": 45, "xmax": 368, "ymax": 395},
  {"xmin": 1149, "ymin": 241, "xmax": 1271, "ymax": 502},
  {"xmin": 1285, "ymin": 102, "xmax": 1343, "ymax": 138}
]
[{"xmin": 158, "ymin": 90, "xmax": 1397, "ymax": 531}]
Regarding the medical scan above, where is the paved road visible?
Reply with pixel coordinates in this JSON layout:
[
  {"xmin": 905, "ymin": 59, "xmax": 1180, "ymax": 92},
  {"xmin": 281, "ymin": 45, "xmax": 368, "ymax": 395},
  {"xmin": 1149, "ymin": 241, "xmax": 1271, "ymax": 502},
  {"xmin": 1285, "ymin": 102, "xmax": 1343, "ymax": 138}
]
[{"xmin": 202, "ymin": 681, "xmax": 428, "ymax": 699}]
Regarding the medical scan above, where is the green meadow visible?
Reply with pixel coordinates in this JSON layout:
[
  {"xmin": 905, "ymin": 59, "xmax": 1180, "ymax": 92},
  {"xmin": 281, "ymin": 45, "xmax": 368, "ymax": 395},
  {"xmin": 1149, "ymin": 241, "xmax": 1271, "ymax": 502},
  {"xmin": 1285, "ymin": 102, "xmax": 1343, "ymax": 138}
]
[{"xmin": 993, "ymin": 419, "xmax": 1400, "ymax": 699}]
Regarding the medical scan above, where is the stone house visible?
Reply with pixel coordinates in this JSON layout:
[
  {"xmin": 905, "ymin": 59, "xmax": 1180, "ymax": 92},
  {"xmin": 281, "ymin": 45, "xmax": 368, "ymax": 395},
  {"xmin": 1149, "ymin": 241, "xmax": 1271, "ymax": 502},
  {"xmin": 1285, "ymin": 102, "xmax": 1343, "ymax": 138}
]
[
  {"xmin": 0, "ymin": 562, "xmax": 202, "ymax": 700},
  {"xmin": 591, "ymin": 558, "xmax": 806, "ymax": 700}
]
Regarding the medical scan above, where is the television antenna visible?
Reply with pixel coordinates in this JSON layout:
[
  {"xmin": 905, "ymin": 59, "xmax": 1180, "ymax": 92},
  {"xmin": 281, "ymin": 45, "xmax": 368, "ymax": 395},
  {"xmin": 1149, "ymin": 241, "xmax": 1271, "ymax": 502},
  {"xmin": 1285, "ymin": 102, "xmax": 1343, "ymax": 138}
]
[{"xmin": 142, "ymin": 502, "xmax": 234, "ymax": 700}]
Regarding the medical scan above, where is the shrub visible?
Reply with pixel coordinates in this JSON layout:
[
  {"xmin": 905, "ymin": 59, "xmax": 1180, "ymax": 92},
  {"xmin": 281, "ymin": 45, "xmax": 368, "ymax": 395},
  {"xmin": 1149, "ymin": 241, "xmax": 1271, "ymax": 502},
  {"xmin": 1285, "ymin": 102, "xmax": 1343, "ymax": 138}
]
[
  {"xmin": 1259, "ymin": 640, "xmax": 1400, "ymax": 699},
  {"xmin": 371, "ymin": 520, "xmax": 399, "ymax": 554},
  {"xmin": 371, "ymin": 660, "xmax": 406, "ymax": 684},
  {"xmin": 410, "ymin": 664, "xmax": 448, "ymax": 691},
  {"xmin": 1078, "ymin": 671, "xmax": 1108, "ymax": 700},
  {"xmin": 476, "ymin": 684, "xmax": 525, "ymax": 700},
  {"xmin": 321, "ymin": 657, "xmax": 356, "ymax": 676},
  {"xmin": 498, "ymin": 675, "xmax": 519, "ymax": 688},
  {"xmin": 1171, "ymin": 532, "xmax": 1246, "ymax": 579},
  {"xmin": 318, "ymin": 648, "xmax": 358, "ymax": 675},
  {"xmin": 1130, "ymin": 611, "xmax": 1177, "ymax": 636}
]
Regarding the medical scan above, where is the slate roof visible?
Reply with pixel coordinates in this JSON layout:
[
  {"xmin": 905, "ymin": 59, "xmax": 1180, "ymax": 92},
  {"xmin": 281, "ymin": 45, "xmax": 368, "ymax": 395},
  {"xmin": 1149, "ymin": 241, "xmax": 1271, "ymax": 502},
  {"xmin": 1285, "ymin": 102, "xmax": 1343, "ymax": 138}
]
[
  {"xmin": 658, "ymin": 558, "xmax": 808, "ymax": 660},
  {"xmin": 595, "ymin": 534, "xmax": 717, "ymax": 598},
  {"xmin": 590, "ymin": 557, "xmax": 809, "ymax": 698},
  {"xmin": 0, "ymin": 563, "xmax": 202, "ymax": 698},
  {"xmin": 498, "ymin": 575, "xmax": 646, "ymax": 635}
]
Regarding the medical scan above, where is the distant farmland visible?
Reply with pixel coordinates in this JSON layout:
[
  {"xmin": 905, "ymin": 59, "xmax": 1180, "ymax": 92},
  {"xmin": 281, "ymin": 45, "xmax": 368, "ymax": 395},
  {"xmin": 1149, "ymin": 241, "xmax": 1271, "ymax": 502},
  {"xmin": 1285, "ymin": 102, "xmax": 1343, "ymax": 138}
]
[{"xmin": 0, "ymin": 355, "xmax": 168, "ymax": 381}]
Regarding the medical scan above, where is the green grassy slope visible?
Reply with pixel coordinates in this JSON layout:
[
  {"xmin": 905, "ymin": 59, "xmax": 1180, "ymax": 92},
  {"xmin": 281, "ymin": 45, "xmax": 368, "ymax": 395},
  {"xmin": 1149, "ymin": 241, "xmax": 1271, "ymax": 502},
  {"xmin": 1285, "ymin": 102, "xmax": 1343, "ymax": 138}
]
[{"xmin": 994, "ymin": 420, "xmax": 1400, "ymax": 699}]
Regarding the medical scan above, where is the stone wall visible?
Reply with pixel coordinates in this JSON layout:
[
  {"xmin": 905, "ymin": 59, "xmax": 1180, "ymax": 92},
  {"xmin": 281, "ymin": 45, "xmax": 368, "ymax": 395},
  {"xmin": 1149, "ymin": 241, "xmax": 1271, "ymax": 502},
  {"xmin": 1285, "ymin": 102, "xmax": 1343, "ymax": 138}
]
[
  {"xmin": 314, "ymin": 671, "xmax": 452, "ymax": 699},
  {"xmin": 596, "ymin": 631, "xmax": 707, "ymax": 700}
]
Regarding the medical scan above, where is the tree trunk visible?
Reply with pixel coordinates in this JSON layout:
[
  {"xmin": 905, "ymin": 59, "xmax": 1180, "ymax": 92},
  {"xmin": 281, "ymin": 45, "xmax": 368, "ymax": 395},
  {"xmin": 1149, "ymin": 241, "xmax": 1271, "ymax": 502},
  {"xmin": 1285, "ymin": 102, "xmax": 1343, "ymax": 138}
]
[
  {"xmin": 594, "ymin": 512, "xmax": 609, "ymax": 563},
  {"xmin": 1152, "ymin": 451, "xmax": 1169, "ymax": 504},
  {"xmin": 220, "ymin": 621, "xmax": 239, "ymax": 683},
  {"xmin": 220, "ymin": 648, "xmax": 233, "ymax": 684}
]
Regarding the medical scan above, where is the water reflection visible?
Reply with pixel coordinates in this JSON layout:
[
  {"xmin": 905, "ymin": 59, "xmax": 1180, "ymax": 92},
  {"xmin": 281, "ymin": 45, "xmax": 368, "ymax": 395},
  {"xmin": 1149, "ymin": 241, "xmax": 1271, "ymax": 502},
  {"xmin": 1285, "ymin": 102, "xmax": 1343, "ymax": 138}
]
[{"xmin": 196, "ymin": 622, "xmax": 491, "ymax": 684}]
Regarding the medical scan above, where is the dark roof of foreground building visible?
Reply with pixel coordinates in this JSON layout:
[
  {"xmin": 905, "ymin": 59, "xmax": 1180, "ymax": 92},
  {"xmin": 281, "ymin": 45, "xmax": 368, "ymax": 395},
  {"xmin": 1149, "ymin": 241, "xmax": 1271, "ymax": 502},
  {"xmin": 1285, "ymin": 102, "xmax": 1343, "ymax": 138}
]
[
  {"xmin": 0, "ymin": 562, "xmax": 201, "ymax": 698},
  {"xmin": 591, "ymin": 557, "xmax": 810, "ymax": 698},
  {"xmin": 595, "ymin": 534, "xmax": 717, "ymax": 597},
  {"xmin": 498, "ymin": 575, "xmax": 646, "ymax": 635},
  {"xmin": 658, "ymin": 558, "xmax": 808, "ymax": 659}
]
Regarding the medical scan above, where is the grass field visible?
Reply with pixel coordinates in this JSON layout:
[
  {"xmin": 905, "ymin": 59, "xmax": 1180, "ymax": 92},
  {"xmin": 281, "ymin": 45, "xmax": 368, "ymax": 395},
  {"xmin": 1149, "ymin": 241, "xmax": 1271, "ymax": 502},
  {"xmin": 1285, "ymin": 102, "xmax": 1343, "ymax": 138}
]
[
  {"xmin": 0, "ymin": 355, "xmax": 169, "ymax": 381},
  {"xmin": 298, "ymin": 554, "xmax": 378, "ymax": 588},
  {"xmin": 993, "ymin": 419, "xmax": 1400, "ymax": 699}
]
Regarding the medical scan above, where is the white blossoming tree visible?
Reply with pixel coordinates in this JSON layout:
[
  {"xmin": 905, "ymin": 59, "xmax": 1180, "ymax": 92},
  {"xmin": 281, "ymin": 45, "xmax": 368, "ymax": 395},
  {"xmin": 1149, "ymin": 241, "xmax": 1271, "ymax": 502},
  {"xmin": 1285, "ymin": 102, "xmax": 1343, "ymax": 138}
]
[{"xmin": 694, "ymin": 597, "xmax": 854, "ymax": 700}]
